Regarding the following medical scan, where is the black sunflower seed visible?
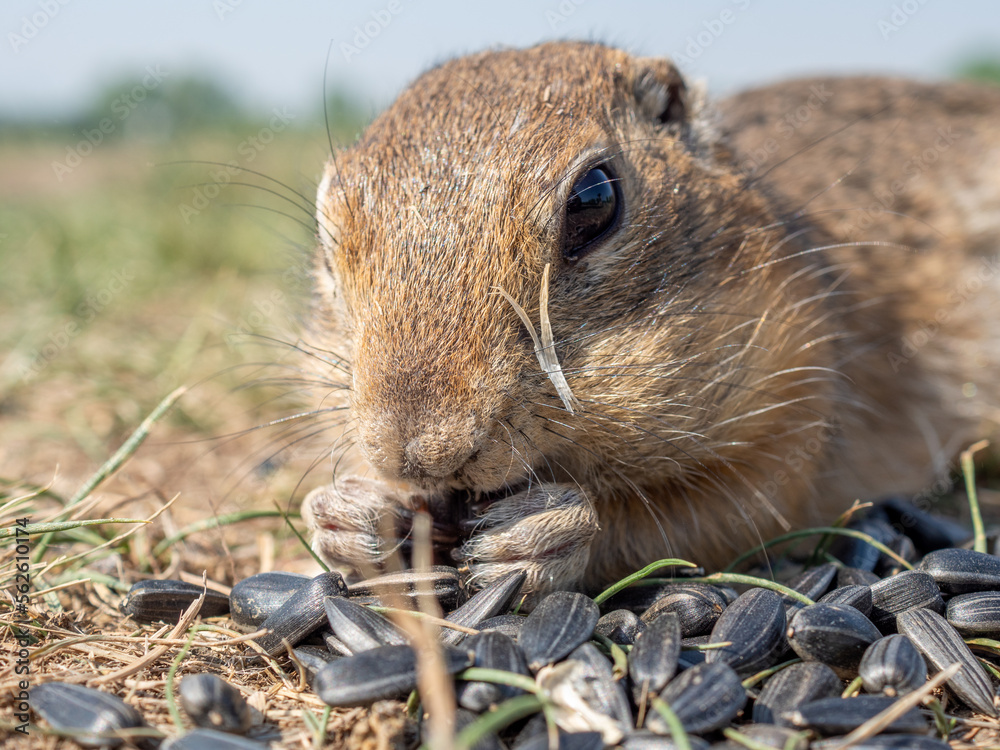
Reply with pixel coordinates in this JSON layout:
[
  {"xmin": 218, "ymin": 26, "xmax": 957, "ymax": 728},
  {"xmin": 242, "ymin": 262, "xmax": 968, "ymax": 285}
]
[
  {"xmin": 786, "ymin": 603, "xmax": 882, "ymax": 675},
  {"xmin": 456, "ymin": 631, "xmax": 528, "ymax": 713},
  {"xmin": 783, "ymin": 563, "xmax": 838, "ymax": 603},
  {"xmin": 119, "ymin": 579, "xmax": 230, "ymax": 623},
  {"xmin": 519, "ymin": 591, "xmax": 599, "ymax": 671},
  {"xmin": 817, "ymin": 584, "xmax": 873, "ymax": 616},
  {"xmin": 639, "ymin": 584, "xmax": 728, "ymax": 637},
  {"xmin": 595, "ymin": 609, "xmax": 644, "ymax": 645},
  {"xmin": 705, "ymin": 588, "xmax": 787, "ymax": 676},
  {"xmin": 476, "ymin": 613, "xmax": 528, "ymax": 641},
  {"xmin": 178, "ymin": 674, "xmax": 251, "ymax": 734},
  {"xmin": 879, "ymin": 495, "xmax": 970, "ymax": 554},
  {"xmin": 649, "ymin": 661, "xmax": 746, "ymax": 735},
  {"xmin": 322, "ymin": 595, "xmax": 408, "ymax": 653},
  {"xmin": 228, "ymin": 571, "xmax": 309, "ymax": 630},
  {"xmin": 896, "ymin": 607, "xmax": 999, "ymax": 717},
  {"xmin": 858, "ymin": 634, "xmax": 927, "ymax": 697},
  {"xmin": 829, "ymin": 516, "xmax": 899, "ymax": 572},
  {"xmin": 920, "ymin": 547, "xmax": 1000, "ymax": 595},
  {"xmin": 30, "ymin": 682, "xmax": 145, "ymax": 748},
  {"xmin": 313, "ymin": 643, "xmax": 473, "ymax": 707},
  {"xmin": 782, "ymin": 694, "xmax": 928, "ymax": 734},
  {"xmin": 837, "ymin": 567, "xmax": 881, "ymax": 588},
  {"xmin": 441, "ymin": 569, "xmax": 527, "ymax": 645},
  {"xmin": 347, "ymin": 565, "xmax": 463, "ymax": 610},
  {"xmin": 629, "ymin": 612, "xmax": 681, "ymax": 702},
  {"xmin": 946, "ymin": 590, "xmax": 1000, "ymax": 636},
  {"xmin": 253, "ymin": 571, "xmax": 348, "ymax": 656},
  {"xmin": 868, "ymin": 570, "xmax": 944, "ymax": 633},
  {"xmin": 752, "ymin": 662, "xmax": 842, "ymax": 725}
]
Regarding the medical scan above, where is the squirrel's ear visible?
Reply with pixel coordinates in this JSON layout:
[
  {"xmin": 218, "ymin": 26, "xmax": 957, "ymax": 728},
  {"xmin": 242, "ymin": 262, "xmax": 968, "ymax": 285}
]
[{"xmin": 633, "ymin": 58, "xmax": 687, "ymax": 125}]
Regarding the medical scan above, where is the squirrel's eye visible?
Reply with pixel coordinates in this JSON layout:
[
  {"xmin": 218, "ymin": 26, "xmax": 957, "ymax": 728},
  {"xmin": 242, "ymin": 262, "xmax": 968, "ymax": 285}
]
[{"xmin": 562, "ymin": 166, "xmax": 619, "ymax": 260}]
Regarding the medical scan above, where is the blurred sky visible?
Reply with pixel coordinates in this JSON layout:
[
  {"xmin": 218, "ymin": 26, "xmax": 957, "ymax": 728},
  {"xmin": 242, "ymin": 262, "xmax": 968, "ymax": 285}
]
[{"xmin": 3, "ymin": 0, "xmax": 999, "ymax": 119}]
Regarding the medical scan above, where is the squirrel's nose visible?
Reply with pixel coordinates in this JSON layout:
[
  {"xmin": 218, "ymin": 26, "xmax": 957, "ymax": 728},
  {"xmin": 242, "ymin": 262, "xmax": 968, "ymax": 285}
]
[
  {"xmin": 401, "ymin": 424, "xmax": 476, "ymax": 479},
  {"xmin": 358, "ymin": 411, "xmax": 480, "ymax": 482}
]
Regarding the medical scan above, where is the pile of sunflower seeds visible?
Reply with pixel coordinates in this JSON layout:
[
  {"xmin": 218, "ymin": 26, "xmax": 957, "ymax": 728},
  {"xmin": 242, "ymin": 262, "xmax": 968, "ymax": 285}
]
[{"xmin": 29, "ymin": 496, "xmax": 1000, "ymax": 748}]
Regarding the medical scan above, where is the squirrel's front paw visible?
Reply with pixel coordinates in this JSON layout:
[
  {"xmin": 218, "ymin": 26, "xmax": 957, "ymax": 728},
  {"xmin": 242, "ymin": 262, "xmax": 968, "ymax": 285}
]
[
  {"xmin": 456, "ymin": 484, "xmax": 598, "ymax": 597},
  {"xmin": 302, "ymin": 476, "xmax": 413, "ymax": 577}
]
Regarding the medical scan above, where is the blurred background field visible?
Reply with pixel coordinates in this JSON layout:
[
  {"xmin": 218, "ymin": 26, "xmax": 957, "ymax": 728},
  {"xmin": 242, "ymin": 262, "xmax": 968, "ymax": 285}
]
[{"xmin": 1, "ymin": 1, "xmax": 999, "ymax": 583}]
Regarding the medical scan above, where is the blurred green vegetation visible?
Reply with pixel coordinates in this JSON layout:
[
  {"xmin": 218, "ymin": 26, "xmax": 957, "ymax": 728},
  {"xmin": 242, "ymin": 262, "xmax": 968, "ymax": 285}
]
[
  {"xmin": 0, "ymin": 73, "xmax": 366, "ymax": 469},
  {"xmin": 956, "ymin": 56, "xmax": 1000, "ymax": 85},
  {"xmin": 0, "ymin": 72, "xmax": 364, "ymax": 339}
]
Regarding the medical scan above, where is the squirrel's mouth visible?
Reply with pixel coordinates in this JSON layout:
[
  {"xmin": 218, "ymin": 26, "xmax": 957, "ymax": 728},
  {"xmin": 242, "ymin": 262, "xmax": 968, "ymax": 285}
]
[{"xmin": 393, "ymin": 483, "xmax": 528, "ymax": 566}]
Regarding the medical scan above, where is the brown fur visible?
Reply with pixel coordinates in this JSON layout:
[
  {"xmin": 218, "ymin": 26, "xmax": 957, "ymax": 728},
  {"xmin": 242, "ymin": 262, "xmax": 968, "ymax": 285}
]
[{"xmin": 302, "ymin": 42, "xmax": 1000, "ymax": 595}]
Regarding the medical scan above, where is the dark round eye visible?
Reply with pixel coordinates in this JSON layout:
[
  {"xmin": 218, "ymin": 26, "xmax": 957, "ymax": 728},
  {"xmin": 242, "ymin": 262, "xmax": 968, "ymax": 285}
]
[{"xmin": 562, "ymin": 166, "xmax": 619, "ymax": 259}]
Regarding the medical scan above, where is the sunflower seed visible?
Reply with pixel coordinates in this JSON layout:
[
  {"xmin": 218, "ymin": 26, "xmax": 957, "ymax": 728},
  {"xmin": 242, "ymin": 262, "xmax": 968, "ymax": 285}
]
[
  {"xmin": 787, "ymin": 603, "xmax": 882, "ymax": 675},
  {"xmin": 829, "ymin": 516, "xmax": 900, "ymax": 572},
  {"xmin": 858, "ymin": 635, "xmax": 927, "ymax": 697},
  {"xmin": 119, "ymin": 579, "xmax": 229, "ymax": 623},
  {"xmin": 752, "ymin": 662, "xmax": 842, "ymax": 725},
  {"xmin": 322, "ymin": 595, "xmax": 408, "ymax": 653},
  {"xmin": 347, "ymin": 565, "xmax": 463, "ymax": 610},
  {"xmin": 818, "ymin": 584, "xmax": 873, "ymax": 616},
  {"xmin": 784, "ymin": 563, "xmax": 838, "ymax": 603},
  {"xmin": 441, "ymin": 569, "xmax": 527, "ymax": 645},
  {"xmin": 869, "ymin": 570, "xmax": 944, "ymax": 633},
  {"xmin": 705, "ymin": 588, "xmax": 787, "ymax": 676},
  {"xmin": 731, "ymin": 724, "xmax": 810, "ymax": 750},
  {"xmin": 568, "ymin": 642, "xmax": 633, "ymax": 731},
  {"xmin": 875, "ymin": 534, "xmax": 918, "ymax": 578},
  {"xmin": 456, "ymin": 631, "xmax": 529, "ymax": 712},
  {"xmin": 619, "ymin": 732, "xmax": 710, "ymax": 749},
  {"xmin": 253, "ymin": 571, "xmax": 348, "ymax": 656},
  {"xmin": 639, "ymin": 584, "xmax": 728, "ymax": 637},
  {"xmin": 920, "ymin": 547, "xmax": 1000, "ymax": 595},
  {"xmin": 178, "ymin": 674, "xmax": 251, "ymax": 734},
  {"xmin": 810, "ymin": 736, "xmax": 950, "ymax": 750},
  {"xmin": 783, "ymin": 694, "xmax": 927, "ymax": 734},
  {"xmin": 30, "ymin": 682, "xmax": 145, "ymax": 747},
  {"xmin": 162, "ymin": 728, "xmax": 270, "ymax": 749},
  {"xmin": 313, "ymin": 643, "xmax": 473, "ymax": 707},
  {"xmin": 649, "ymin": 661, "xmax": 746, "ymax": 735},
  {"xmin": 292, "ymin": 645, "xmax": 340, "ymax": 685},
  {"xmin": 538, "ymin": 643, "xmax": 633, "ymax": 743},
  {"xmin": 879, "ymin": 496, "xmax": 970, "ymax": 554},
  {"xmin": 520, "ymin": 591, "xmax": 599, "ymax": 671},
  {"xmin": 629, "ymin": 613, "xmax": 680, "ymax": 702},
  {"xmin": 596, "ymin": 609, "xmax": 644, "ymax": 645},
  {"xmin": 476, "ymin": 613, "xmax": 528, "ymax": 641},
  {"xmin": 896, "ymin": 607, "xmax": 999, "ymax": 717},
  {"xmin": 229, "ymin": 571, "xmax": 309, "ymax": 630},
  {"xmin": 946, "ymin": 590, "xmax": 1000, "ymax": 636},
  {"xmin": 838, "ymin": 567, "xmax": 881, "ymax": 588}
]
